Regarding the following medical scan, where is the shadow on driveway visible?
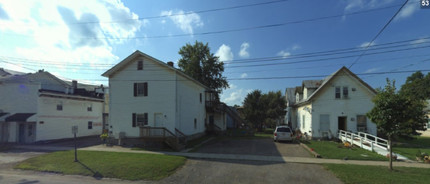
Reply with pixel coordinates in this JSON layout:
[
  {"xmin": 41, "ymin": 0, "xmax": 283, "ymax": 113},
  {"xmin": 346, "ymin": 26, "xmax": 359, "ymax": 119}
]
[{"xmin": 191, "ymin": 137, "xmax": 312, "ymax": 165}]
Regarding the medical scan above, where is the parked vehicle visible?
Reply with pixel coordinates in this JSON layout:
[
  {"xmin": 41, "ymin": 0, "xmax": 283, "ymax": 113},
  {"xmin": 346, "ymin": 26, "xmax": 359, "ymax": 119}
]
[{"xmin": 274, "ymin": 126, "xmax": 293, "ymax": 142}]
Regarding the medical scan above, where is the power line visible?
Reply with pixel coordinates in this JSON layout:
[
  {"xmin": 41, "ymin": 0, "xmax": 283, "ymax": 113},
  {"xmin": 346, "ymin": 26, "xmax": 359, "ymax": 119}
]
[
  {"xmin": 1, "ymin": 35, "xmax": 429, "ymax": 70},
  {"xmin": 2, "ymin": 43, "xmax": 429, "ymax": 72},
  {"xmin": 348, "ymin": 0, "xmax": 410, "ymax": 69},
  {"xmin": 5, "ymin": 4, "xmax": 402, "ymax": 40},
  {"xmin": 64, "ymin": 69, "xmax": 430, "ymax": 82},
  {"xmin": 78, "ymin": 0, "xmax": 291, "ymax": 25}
]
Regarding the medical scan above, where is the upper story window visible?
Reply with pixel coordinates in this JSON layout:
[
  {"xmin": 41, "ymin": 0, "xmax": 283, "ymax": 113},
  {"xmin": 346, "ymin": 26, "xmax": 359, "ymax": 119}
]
[
  {"xmin": 194, "ymin": 118, "xmax": 197, "ymax": 129},
  {"xmin": 343, "ymin": 87, "xmax": 349, "ymax": 99},
  {"xmin": 87, "ymin": 104, "xmax": 92, "ymax": 111},
  {"xmin": 57, "ymin": 102, "xmax": 63, "ymax": 111},
  {"xmin": 88, "ymin": 121, "xmax": 93, "ymax": 129},
  {"xmin": 134, "ymin": 82, "xmax": 148, "ymax": 97},
  {"xmin": 335, "ymin": 87, "xmax": 341, "ymax": 99},
  {"xmin": 137, "ymin": 60, "xmax": 143, "ymax": 70},
  {"xmin": 200, "ymin": 93, "xmax": 202, "ymax": 103}
]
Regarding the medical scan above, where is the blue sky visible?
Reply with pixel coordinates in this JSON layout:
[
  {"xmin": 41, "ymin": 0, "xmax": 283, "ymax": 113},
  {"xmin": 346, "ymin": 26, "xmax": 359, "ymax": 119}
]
[{"xmin": 0, "ymin": 0, "xmax": 429, "ymax": 105}]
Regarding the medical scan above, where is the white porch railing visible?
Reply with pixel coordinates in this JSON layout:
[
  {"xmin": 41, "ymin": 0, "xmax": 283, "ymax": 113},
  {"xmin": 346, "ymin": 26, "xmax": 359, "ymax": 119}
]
[
  {"xmin": 338, "ymin": 130, "xmax": 409, "ymax": 160},
  {"xmin": 338, "ymin": 130, "xmax": 388, "ymax": 152}
]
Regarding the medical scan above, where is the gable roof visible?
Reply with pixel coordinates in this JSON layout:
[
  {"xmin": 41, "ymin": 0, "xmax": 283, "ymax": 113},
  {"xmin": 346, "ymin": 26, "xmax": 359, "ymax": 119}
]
[
  {"xmin": 297, "ymin": 66, "xmax": 376, "ymax": 105},
  {"xmin": 0, "ymin": 70, "xmax": 71, "ymax": 88},
  {"xmin": 302, "ymin": 80, "xmax": 323, "ymax": 89},
  {"xmin": 101, "ymin": 50, "xmax": 209, "ymax": 90}
]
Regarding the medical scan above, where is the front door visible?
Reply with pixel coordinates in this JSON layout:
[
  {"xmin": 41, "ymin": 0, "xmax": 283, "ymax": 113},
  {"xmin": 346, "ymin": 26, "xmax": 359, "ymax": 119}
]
[
  {"xmin": 338, "ymin": 116, "xmax": 347, "ymax": 131},
  {"xmin": 154, "ymin": 113, "xmax": 163, "ymax": 127},
  {"xmin": 18, "ymin": 124, "xmax": 25, "ymax": 143},
  {"xmin": 209, "ymin": 115, "xmax": 214, "ymax": 126}
]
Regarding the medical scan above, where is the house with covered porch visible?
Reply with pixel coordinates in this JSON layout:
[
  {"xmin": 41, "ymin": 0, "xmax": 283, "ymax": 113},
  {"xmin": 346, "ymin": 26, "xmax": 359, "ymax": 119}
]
[{"xmin": 285, "ymin": 66, "xmax": 377, "ymax": 139}]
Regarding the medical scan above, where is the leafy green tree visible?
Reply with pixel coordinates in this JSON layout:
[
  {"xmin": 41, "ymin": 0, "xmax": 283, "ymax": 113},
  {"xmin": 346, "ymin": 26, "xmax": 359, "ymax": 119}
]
[
  {"xmin": 367, "ymin": 79, "xmax": 427, "ymax": 170},
  {"xmin": 399, "ymin": 71, "xmax": 430, "ymax": 100},
  {"xmin": 242, "ymin": 90, "xmax": 286, "ymax": 132},
  {"xmin": 178, "ymin": 41, "xmax": 229, "ymax": 97}
]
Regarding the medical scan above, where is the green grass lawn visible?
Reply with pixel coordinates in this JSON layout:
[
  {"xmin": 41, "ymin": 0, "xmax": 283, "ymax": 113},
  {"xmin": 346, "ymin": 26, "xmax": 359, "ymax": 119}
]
[
  {"xmin": 324, "ymin": 164, "xmax": 430, "ymax": 184},
  {"xmin": 393, "ymin": 136, "xmax": 430, "ymax": 160},
  {"xmin": 393, "ymin": 147, "xmax": 430, "ymax": 160},
  {"xmin": 15, "ymin": 150, "xmax": 186, "ymax": 181},
  {"xmin": 396, "ymin": 136, "xmax": 430, "ymax": 148},
  {"xmin": 304, "ymin": 140, "xmax": 387, "ymax": 161}
]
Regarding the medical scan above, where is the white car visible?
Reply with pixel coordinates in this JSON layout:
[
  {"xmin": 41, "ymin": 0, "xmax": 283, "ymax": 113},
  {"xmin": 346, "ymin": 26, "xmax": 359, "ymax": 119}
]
[{"xmin": 274, "ymin": 126, "xmax": 293, "ymax": 142}]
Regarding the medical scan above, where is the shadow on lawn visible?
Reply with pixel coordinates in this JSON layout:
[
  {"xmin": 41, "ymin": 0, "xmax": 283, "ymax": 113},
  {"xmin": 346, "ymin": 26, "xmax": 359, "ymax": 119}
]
[{"xmin": 77, "ymin": 161, "xmax": 103, "ymax": 180}]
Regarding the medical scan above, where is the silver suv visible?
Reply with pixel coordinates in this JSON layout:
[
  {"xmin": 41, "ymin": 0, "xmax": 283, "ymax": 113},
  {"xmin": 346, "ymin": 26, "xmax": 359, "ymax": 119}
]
[{"xmin": 273, "ymin": 126, "xmax": 293, "ymax": 142}]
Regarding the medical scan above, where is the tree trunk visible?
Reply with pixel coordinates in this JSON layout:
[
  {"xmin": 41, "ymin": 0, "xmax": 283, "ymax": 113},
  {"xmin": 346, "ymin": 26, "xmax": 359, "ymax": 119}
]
[{"xmin": 389, "ymin": 135, "xmax": 393, "ymax": 171}]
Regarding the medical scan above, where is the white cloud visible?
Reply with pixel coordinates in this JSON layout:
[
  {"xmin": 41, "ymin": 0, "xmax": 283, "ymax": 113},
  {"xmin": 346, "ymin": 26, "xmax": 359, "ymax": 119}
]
[
  {"xmin": 410, "ymin": 38, "xmax": 427, "ymax": 45},
  {"xmin": 0, "ymin": 0, "xmax": 138, "ymax": 76},
  {"xmin": 292, "ymin": 44, "xmax": 301, "ymax": 51},
  {"xmin": 277, "ymin": 50, "xmax": 291, "ymax": 58},
  {"xmin": 364, "ymin": 67, "xmax": 380, "ymax": 73},
  {"xmin": 397, "ymin": 3, "xmax": 419, "ymax": 19},
  {"xmin": 160, "ymin": 10, "xmax": 203, "ymax": 34},
  {"xmin": 344, "ymin": 0, "xmax": 394, "ymax": 12},
  {"xmin": 221, "ymin": 88, "xmax": 251, "ymax": 106},
  {"xmin": 359, "ymin": 41, "xmax": 375, "ymax": 48},
  {"xmin": 229, "ymin": 84, "xmax": 237, "ymax": 89},
  {"xmin": 239, "ymin": 42, "xmax": 250, "ymax": 58},
  {"xmin": 215, "ymin": 44, "xmax": 234, "ymax": 62},
  {"xmin": 240, "ymin": 73, "xmax": 248, "ymax": 78}
]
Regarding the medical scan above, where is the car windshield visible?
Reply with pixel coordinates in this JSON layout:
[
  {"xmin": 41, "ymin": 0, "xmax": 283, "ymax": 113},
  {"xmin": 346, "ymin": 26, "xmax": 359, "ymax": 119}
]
[{"xmin": 277, "ymin": 127, "xmax": 290, "ymax": 132}]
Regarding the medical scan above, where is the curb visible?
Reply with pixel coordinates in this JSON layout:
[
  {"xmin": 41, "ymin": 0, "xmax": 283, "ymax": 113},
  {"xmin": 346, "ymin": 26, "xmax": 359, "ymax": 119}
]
[{"xmin": 300, "ymin": 142, "xmax": 321, "ymax": 158}]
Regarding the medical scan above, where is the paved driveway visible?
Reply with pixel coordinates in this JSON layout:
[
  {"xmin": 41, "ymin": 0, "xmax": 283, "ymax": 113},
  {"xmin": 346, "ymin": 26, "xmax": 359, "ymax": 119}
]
[
  {"xmin": 194, "ymin": 138, "xmax": 311, "ymax": 157},
  {"xmin": 160, "ymin": 159, "xmax": 342, "ymax": 184}
]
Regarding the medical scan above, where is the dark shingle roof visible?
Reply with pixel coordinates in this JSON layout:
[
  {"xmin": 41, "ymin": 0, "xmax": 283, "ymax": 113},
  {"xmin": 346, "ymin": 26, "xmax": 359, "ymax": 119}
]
[{"xmin": 5, "ymin": 113, "xmax": 36, "ymax": 122}]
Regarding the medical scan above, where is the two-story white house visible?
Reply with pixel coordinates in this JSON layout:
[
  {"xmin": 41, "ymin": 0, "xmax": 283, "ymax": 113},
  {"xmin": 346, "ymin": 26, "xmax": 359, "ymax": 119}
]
[
  {"xmin": 286, "ymin": 66, "xmax": 377, "ymax": 139},
  {"xmin": 102, "ymin": 50, "xmax": 213, "ymax": 144},
  {"xmin": 0, "ymin": 70, "xmax": 105, "ymax": 143}
]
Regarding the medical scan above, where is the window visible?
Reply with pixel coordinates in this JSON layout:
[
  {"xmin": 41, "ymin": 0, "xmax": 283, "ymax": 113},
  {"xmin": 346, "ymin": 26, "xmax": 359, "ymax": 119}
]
[
  {"xmin": 133, "ymin": 82, "xmax": 148, "ymax": 96},
  {"xmin": 302, "ymin": 115, "xmax": 305, "ymax": 129},
  {"xmin": 28, "ymin": 124, "xmax": 33, "ymax": 136},
  {"xmin": 194, "ymin": 118, "xmax": 197, "ymax": 129},
  {"xmin": 335, "ymin": 87, "xmax": 341, "ymax": 99},
  {"xmin": 133, "ymin": 113, "xmax": 148, "ymax": 127},
  {"xmin": 357, "ymin": 115, "xmax": 367, "ymax": 132},
  {"xmin": 88, "ymin": 121, "xmax": 93, "ymax": 129},
  {"xmin": 137, "ymin": 60, "xmax": 143, "ymax": 70},
  {"xmin": 320, "ymin": 114, "xmax": 330, "ymax": 132},
  {"xmin": 200, "ymin": 93, "xmax": 202, "ymax": 103},
  {"xmin": 57, "ymin": 102, "xmax": 63, "ymax": 111},
  {"xmin": 343, "ymin": 87, "xmax": 349, "ymax": 98},
  {"xmin": 87, "ymin": 104, "xmax": 92, "ymax": 111}
]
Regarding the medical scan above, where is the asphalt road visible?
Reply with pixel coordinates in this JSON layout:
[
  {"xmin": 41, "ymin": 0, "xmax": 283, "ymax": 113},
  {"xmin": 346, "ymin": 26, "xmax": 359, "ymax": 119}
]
[
  {"xmin": 195, "ymin": 138, "xmax": 312, "ymax": 157},
  {"xmin": 160, "ymin": 159, "xmax": 342, "ymax": 184},
  {"xmin": 0, "ymin": 137, "xmax": 342, "ymax": 183}
]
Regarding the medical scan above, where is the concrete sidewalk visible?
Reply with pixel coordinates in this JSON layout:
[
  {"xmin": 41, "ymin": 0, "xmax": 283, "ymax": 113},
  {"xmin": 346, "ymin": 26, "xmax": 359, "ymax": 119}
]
[{"xmin": 80, "ymin": 145, "xmax": 430, "ymax": 168}]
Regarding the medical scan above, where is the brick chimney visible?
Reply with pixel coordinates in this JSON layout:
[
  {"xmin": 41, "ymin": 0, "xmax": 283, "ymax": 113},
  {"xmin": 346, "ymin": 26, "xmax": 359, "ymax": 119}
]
[{"xmin": 167, "ymin": 61, "xmax": 174, "ymax": 67}]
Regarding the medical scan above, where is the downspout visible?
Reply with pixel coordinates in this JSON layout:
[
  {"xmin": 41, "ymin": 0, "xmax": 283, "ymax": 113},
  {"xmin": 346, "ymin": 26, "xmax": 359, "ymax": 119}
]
[{"xmin": 175, "ymin": 70, "xmax": 178, "ymax": 131}]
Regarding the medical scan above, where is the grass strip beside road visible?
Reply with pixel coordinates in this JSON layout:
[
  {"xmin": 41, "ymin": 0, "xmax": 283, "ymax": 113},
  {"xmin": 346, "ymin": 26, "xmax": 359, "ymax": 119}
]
[
  {"xmin": 324, "ymin": 164, "xmax": 430, "ymax": 184},
  {"xmin": 15, "ymin": 150, "xmax": 186, "ymax": 181},
  {"xmin": 304, "ymin": 140, "xmax": 388, "ymax": 161}
]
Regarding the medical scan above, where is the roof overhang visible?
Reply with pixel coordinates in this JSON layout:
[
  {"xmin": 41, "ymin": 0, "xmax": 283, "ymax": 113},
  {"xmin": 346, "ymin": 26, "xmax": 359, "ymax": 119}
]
[
  {"xmin": 102, "ymin": 50, "xmax": 209, "ymax": 90},
  {"xmin": 5, "ymin": 113, "xmax": 36, "ymax": 122},
  {"xmin": 39, "ymin": 91, "xmax": 104, "ymax": 102}
]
